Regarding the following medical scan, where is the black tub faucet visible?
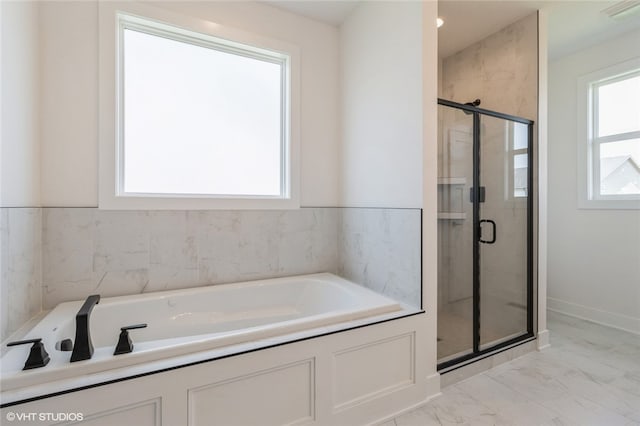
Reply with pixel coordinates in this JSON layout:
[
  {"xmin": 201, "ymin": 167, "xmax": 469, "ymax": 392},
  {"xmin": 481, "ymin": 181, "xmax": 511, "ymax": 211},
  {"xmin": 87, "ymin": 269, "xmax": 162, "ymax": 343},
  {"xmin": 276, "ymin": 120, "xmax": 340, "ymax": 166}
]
[{"xmin": 70, "ymin": 294, "xmax": 100, "ymax": 362}]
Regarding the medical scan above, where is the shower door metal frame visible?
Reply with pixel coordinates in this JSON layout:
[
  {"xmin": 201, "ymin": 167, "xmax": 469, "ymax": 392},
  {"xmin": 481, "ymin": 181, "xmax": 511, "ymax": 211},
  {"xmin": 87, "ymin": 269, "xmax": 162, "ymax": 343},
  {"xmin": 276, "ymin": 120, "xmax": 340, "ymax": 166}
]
[{"xmin": 437, "ymin": 98, "xmax": 535, "ymax": 371}]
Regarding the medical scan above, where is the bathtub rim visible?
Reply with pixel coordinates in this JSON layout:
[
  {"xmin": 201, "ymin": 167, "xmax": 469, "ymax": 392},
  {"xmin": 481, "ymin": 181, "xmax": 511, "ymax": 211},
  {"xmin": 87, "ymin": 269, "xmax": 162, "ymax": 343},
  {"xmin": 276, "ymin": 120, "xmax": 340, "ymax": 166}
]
[
  {"xmin": 4, "ymin": 272, "xmax": 400, "ymax": 351},
  {"xmin": 1, "ymin": 273, "xmax": 415, "ymax": 397}
]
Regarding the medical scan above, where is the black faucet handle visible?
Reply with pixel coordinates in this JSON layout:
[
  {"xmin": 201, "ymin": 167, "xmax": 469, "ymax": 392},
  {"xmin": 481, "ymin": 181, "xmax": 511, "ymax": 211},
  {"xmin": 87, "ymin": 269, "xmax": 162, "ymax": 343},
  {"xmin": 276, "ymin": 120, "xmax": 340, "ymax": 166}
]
[
  {"xmin": 114, "ymin": 323, "xmax": 147, "ymax": 355},
  {"xmin": 7, "ymin": 338, "xmax": 51, "ymax": 370},
  {"xmin": 7, "ymin": 338, "xmax": 42, "ymax": 347},
  {"xmin": 121, "ymin": 324, "xmax": 147, "ymax": 331}
]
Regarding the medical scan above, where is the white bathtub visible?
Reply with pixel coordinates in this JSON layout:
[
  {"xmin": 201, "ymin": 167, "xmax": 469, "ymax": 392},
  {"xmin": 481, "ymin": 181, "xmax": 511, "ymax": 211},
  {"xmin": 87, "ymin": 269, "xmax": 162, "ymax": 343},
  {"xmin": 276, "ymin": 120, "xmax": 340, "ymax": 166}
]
[{"xmin": 1, "ymin": 273, "xmax": 401, "ymax": 392}]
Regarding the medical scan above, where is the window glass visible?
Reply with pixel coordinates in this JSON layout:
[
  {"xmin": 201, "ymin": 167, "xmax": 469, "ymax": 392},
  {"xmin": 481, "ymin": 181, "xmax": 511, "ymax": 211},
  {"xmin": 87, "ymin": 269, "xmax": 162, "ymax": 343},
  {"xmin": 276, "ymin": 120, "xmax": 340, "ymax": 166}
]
[
  {"xmin": 597, "ymin": 74, "xmax": 640, "ymax": 137},
  {"xmin": 513, "ymin": 122, "xmax": 528, "ymax": 150},
  {"xmin": 122, "ymin": 26, "xmax": 285, "ymax": 197},
  {"xmin": 599, "ymin": 138, "xmax": 640, "ymax": 195},
  {"xmin": 514, "ymin": 153, "xmax": 528, "ymax": 197}
]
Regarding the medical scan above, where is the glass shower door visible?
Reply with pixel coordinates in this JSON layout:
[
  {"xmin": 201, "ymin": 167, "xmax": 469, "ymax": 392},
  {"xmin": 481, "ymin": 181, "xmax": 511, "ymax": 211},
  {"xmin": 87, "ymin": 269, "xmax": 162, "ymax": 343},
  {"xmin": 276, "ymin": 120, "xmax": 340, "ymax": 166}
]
[
  {"xmin": 478, "ymin": 117, "xmax": 531, "ymax": 349},
  {"xmin": 437, "ymin": 104, "xmax": 474, "ymax": 362},
  {"xmin": 437, "ymin": 98, "xmax": 534, "ymax": 369}
]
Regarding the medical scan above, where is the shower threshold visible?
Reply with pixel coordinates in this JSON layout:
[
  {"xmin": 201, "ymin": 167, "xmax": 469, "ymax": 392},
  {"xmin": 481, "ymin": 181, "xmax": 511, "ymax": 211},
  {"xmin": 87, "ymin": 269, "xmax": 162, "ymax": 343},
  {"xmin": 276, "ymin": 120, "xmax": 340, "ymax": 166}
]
[{"xmin": 438, "ymin": 332, "xmax": 535, "ymax": 372}]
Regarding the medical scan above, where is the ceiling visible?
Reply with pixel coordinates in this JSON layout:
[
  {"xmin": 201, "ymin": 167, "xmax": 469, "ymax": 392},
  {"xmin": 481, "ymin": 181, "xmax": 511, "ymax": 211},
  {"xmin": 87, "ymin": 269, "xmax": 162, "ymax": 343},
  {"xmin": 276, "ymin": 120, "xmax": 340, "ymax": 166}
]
[
  {"xmin": 266, "ymin": 0, "xmax": 640, "ymax": 60},
  {"xmin": 265, "ymin": 1, "xmax": 359, "ymax": 26},
  {"xmin": 439, "ymin": 0, "xmax": 640, "ymax": 59},
  {"xmin": 543, "ymin": 1, "xmax": 640, "ymax": 60}
]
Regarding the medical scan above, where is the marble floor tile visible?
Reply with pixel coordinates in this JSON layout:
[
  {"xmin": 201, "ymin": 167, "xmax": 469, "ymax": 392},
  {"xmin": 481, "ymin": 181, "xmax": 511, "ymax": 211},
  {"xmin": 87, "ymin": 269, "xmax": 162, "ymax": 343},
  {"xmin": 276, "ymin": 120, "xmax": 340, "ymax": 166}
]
[
  {"xmin": 454, "ymin": 375, "xmax": 558, "ymax": 425},
  {"xmin": 395, "ymin": 387, "xmax": 500, "ymax": 426},
  {"xmin": 540, "ymin": 394, "xmax": 633, "ymax": 426},
  {"xmin": 392, "ymin": 312, "xmax": 640, "ymax": 426},
  {"xmin": 538, "ymin": 416, "xmax": 575, "ymax": 426},
  {"xmin": 393, "ymin": 404, "xmax": 452, "ymax": 426}
]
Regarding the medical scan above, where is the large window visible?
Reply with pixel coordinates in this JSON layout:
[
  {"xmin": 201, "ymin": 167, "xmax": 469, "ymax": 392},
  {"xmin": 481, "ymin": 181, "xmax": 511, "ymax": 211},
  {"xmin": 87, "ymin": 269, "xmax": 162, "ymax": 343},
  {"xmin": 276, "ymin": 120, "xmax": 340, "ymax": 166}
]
[
  {"xmin": 122, "ymin": 22, "xmax": 286, "ymax": 197},
  {"xmin": 578, "ymin": 58, "xmax": 640, "ymax": 209},
  {"xmin": 99, "ymin": 6, "xmax": 299, "ymax": 209}
]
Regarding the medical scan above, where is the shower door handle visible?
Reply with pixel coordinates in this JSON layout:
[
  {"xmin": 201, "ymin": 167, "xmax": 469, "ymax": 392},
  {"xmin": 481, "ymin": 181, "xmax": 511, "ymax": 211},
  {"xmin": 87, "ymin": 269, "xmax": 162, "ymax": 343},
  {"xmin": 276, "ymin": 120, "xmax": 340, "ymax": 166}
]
[{"xmin": 479, "ymin": 219, "xmax": 496, "ymax": 244}]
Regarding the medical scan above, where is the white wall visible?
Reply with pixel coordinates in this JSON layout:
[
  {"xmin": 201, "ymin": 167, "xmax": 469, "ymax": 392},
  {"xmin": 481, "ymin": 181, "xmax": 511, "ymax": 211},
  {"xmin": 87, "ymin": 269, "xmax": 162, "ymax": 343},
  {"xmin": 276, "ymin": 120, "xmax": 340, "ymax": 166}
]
[
  {"xmin": 39, "ymin": 0, "xmax": 340, "ymax": 207},
  {"xmin": 421, "ymin": 0, "xmax": 440, "ymax": 396},
  {"xmin": 340, "ymin": 1, "xmax": 423, "ymax": 208},
  {"xmin": 40, "ymin": 1, "xmax": 98, "ymax": 207},
  {"xmin": 548, "ymin": 28, "xmax": 640, "ymax": 334},
  {"xmin": 537, "ymin": 9, "xmax": 549, "ymax": 349},
  {"xmin": 1, "ymin": 1, "xmax": 44, "ymax": 342},
  {"xmin": 1, "ymin": 0, "xmax": 40, "ymax": 207}
]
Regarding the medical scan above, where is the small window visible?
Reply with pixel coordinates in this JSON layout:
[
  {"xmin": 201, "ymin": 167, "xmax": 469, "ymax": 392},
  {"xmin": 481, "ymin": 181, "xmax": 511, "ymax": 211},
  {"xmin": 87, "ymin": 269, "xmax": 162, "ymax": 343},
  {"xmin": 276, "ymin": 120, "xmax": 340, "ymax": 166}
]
[
  {"xmin": 505, "ymin": 121, "xmax": 530, "ymax": 201},
  {"xmin": 586, "ymin": 66, "xmax": 640, "ymax": 205},
  {"xmin": 511, "ymin": 122, "xmax": 529, "ymax": 198},
  {"xmin": 119, "ymin": 15, "xmax": 289, "ymax": 199}
]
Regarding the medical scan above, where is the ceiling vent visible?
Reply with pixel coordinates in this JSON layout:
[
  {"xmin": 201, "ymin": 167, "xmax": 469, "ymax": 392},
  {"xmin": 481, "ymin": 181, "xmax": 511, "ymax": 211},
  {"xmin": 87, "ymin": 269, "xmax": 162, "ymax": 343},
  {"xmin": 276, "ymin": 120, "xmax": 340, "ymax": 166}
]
[{"xmin": 601, "ymin": 0, "xmax": 640, "ymax": 19}]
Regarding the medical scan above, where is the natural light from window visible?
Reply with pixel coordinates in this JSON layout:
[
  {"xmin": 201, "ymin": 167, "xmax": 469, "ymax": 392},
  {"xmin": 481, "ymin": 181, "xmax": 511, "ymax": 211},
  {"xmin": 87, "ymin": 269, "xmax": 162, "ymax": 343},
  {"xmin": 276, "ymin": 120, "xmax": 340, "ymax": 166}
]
[
  {"xmin": 591, "ymin": 71, "xmax": 640, "ymax": 198},
  {"xmin": 122, "ymin": 27, "xmax": 286, "ymax": 197},
  {"xmin": 599, "ymin": 138, "xmax": 640, "ymax": 195},
  {"xmin": 511, "ymin": 122, "xmax": 529, "ymax": 198},
  {"xmin": 597, "ymin": 74, "xmax": 640, "ymax": 137}
]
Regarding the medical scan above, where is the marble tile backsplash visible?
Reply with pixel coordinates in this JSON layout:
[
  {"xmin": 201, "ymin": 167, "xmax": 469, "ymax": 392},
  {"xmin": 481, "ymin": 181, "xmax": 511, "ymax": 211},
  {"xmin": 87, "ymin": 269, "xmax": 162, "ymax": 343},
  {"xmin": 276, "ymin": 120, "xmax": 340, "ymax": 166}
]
[
  {"xmin": 42, "ymin": 208, "xmax": 339, "ymax": 309},
  {"xmin": 338, "ymin": 208, "xmax": 422, "ymax": 308},
  {"xmin": 0, "ymin": 208, "xmax": 43, "ymax": 342},
  {"xmin": 1, "ymin": 207, "xmax": 422, "ymax": 338}
]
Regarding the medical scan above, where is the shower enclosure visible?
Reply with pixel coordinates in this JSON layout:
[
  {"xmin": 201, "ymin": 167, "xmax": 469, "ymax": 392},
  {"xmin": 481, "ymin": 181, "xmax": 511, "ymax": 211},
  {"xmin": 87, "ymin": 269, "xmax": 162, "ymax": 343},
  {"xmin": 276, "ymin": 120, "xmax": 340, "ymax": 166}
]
[{"xmin": 437, "ymin": 99, "xmax": 534, "ymax": 370}]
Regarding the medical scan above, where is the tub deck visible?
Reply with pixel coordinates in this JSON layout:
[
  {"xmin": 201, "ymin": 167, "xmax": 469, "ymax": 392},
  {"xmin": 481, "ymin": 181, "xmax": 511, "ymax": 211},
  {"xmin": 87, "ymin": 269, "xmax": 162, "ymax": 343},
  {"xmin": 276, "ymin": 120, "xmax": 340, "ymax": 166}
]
[{"xmin": 1, "ymin": 273, "xmax": 403, "ymax": 392}]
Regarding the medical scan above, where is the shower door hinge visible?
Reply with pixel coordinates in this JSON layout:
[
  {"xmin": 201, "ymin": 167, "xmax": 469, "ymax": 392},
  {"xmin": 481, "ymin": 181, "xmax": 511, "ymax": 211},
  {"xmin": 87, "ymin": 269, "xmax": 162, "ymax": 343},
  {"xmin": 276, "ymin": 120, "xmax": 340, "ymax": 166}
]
[{"xmin": 469, "ymin": 187, "xmax": 485, "ymax": 203}]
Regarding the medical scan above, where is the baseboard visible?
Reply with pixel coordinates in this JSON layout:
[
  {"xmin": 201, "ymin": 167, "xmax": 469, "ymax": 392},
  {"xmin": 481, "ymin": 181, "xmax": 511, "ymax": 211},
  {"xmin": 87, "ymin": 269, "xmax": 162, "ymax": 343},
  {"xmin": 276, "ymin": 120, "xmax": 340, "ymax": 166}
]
[
  {"xmin": 537, "ymin": 329, "xmax": 550, "ymax": 350},
  {"xmin": 424, "ymin": 372, "xmax": 441, "ymax": 398},
  {"xmin": 548, "ymin": 297, "xmax": 640, "ymax": 335}
]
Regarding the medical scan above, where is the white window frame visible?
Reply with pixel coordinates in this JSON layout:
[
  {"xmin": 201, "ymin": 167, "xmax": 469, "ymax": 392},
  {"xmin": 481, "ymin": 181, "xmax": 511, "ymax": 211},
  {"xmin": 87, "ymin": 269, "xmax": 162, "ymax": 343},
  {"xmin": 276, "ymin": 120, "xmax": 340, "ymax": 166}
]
[
  {"xmin": 577, "ymin": 57, "xmax": 640, "ymax": 209},
  {"xmin": 98, "ymin": 2, "xmax": 300, "ymax": 210}
]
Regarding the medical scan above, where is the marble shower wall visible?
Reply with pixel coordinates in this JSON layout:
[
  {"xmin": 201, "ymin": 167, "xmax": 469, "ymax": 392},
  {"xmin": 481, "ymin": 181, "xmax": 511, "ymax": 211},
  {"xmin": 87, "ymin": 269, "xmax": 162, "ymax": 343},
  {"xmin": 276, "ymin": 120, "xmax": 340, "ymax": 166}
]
[
  {"xmin": 0, "ymin": 209, "xmax": 42, "ymax": 342},
  {"xmin": 338, "ymin": 208, "xmax": 422, "ymax": 308},
  {"xmin": 41, "ymin": 208, "xmax": 339, "ymax": 309},
  {"xmin": 441, "ymin": 13, "xmax": 538, "ymax": 121}
]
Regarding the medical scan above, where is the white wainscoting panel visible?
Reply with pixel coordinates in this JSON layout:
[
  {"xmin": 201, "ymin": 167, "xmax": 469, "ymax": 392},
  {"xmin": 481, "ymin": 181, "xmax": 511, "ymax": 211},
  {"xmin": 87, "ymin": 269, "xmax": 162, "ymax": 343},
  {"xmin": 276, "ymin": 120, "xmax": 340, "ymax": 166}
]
[
  {"xmin": 332, "ymin": 332, "xmax": 415, "ymax": 411},
  {"xmin": 188, "ymin": 358, "xmax": 315, "ymax": 426},
  {"xmin": 71, "ymin": 398, "xmax": 161, "ymax": 426}
]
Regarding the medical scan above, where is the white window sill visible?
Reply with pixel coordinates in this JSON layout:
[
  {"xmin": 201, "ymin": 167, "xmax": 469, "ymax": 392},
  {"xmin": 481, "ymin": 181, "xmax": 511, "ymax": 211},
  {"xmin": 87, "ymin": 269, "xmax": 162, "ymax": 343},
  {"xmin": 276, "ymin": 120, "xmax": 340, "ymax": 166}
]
[
  {"xmin": 578, "ymin": 198, "xmax": 640, "ymax": 210},
  {"xmin": 98, "ymin": 194, "xmax": 300, "ymax": 210}
]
